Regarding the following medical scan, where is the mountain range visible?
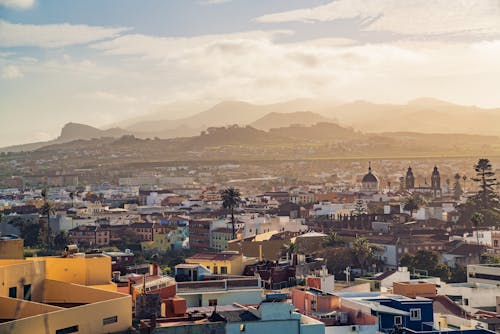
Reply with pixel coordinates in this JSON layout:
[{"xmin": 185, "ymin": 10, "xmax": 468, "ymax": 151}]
[{"xmin": 2, "ymin": 97, "xmax": 499, "ymax": 153}]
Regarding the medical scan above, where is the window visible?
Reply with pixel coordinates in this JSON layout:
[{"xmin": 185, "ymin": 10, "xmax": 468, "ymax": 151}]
[
  {"xmin": 24, "ymin": 284, "xmax": 32, "ymax": 301},
  {"xmin": 494, "ymin": 240, "xmax": 499, "ymax": 247},
  {"xmin": 213, "ymin": 266, "xmax": 218, "ymax": 274},
  {"xmin": 221, "ymin": 266, "xmax": 228, "ymax": 274},
  {"xmin": 55, "ymin": 325, "xmax": 79, "ymax": 334},
  {"xmin": 464, "ymin": 298, "xmax": 469, "ymax": 306},
  {"xmin": 394, "ymin": 316, "xmax": 402, "ymax": 326},
  {"xmin": 103, "ymin": 316, "xmax": 118, "ymax": 325},
  {"xmin": 410, "ymin": 308, "xmax": 421, "ymax": 321},
  {"xmin": 9, "ymin": 286, "xmax": 17, "ymax": 298},
  {"xmin": 208, "ymin": 299, "xmax": 217, "ymax": 306}
]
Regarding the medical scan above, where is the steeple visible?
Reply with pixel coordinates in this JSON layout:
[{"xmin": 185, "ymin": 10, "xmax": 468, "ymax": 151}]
[
  {"xmin": 405, "ymin": 166, "xmax": 415, "ymax": 190},
  {"xmin": 431, "ymin": 165, "xmax": 441, "ymax": 190}
]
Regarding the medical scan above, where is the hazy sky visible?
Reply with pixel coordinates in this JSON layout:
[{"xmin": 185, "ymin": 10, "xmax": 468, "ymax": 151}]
[{"xmin": 1, "ymin": 0, "xmax": 500, "ymax": 147}]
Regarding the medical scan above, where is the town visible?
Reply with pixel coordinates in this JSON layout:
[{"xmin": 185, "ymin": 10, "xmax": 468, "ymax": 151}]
[{"xmin": 1, "ymin": 157, "xmax": 499, "ymax": 333}]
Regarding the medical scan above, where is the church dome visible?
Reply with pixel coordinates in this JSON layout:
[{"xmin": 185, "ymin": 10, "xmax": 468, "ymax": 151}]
[
  {"xmin": 362, "ymin": 163, "xmax": 378, "ymax": 183},
  {"xmin": 362, "ymin": 172, "xmax": 378, "ymax": 183}
]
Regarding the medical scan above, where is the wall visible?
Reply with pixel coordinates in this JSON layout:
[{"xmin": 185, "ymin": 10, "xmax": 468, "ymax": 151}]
[
  {"xmin": 0, "ymin": 296, "xmax": 62, "ymax": 320},
  {"xmin": 43, "ymin": 279, "xmax": 122, "ymax": 304},
  {"xmin": 291, "ymin": 288, "xmax": 341, "ymax": 315},
  {"xmin": 30, "ymin": 255, "xmax": 112, "ymax": 287},
  {"xmin": 185, "ymin": 256, "xmax": 246, "ymax": 275},
  {"xmin": 152, "ymin": 322, "xmax": 225, "ymax": 334},
  {"xmin": 0, "ymin": 260, "xmax": 45, "ymax": 302},
  {"xmin": 226, "ymin": 320, "xmax": 302, "ymax": 334},
  {"xmin": 228, "ymin": 239, "xmax": 285, "ymax": 261},
  {"xmin": 381, "ymin": 270, "xmax": 410, "ymax": 289},
  {"xmin": 0, "ymin": 239, "xmax": 23, "ymax": 259},
  {"xmin": 0, "ymin": 294, "xmax": 132, "ymax": 334},
  {"xmin": 438, "ymin": 283, "xmax": 500, "ymax": 312},
  {"xmin": 393, "ymin": 282, "xmax": 436, "ymax": 298},
  {"xmin": 178, "ymin": 289, "xmax": 263, "ymax": 307},
  {"xmin": 325, "ymin": 324, "xmax": 379, "ymax": 334}
]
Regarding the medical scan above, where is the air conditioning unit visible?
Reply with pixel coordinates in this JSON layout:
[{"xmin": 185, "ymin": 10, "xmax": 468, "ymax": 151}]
[{"xmin": 351, "ymin": 325, "xmax": 360, "ymax": 332}]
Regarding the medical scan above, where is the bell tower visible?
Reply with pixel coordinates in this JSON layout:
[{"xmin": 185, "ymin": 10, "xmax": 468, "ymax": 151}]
[{"xmin": 405, "ymin": 166, "xmax": 415, "ymax": 190}]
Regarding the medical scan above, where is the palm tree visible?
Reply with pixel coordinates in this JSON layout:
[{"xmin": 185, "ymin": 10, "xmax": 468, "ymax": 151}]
[
  {"xmin": 471, "ymin": 212, "xmax": 484, "ymax": 262},
  {"xmin": 40, "ymin": 188, "xmax": 55, "ymax": 249},
  {"xmin": 352, "ymin": 237, "xmax": 380, "ymax": 275},
  {"xmin": 403, "ymin": 194, "xmax": 426, "ymax": 217},
  {"xmin": 323, "ymin": 232, "xmax": 346, "ymax": 248},
  {"xmin": 220, "ymin": 187, "xmax": 241, "ymax": 240}
]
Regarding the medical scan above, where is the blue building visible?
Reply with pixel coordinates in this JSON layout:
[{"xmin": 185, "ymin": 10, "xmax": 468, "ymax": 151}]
[{"xmin": 339, "ymin": 293, "xmax": 496, "ymax": 334}]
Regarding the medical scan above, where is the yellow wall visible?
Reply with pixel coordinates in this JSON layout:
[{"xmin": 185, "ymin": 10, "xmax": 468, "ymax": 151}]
[
  {"xmin": 0, "ymin": 261, "xmax": 45, "ymax": 302},
  {"xmin": 0, "ymin": 257, "xmax": 131, "ymax": 334},
  {"xmin": 43, "ymin": 280, "xmax": 123, "ymax": 304},
  {"xmin": 186, "ymin": 256, "xmax": 245, "ymax": 275},
  {"xmin": 0, "ymin": 239, "xmax": 24, "ymax": 259},
  {"xmin": 0, "ymin": 294, "xmax": 132, "ymax": 334},
  {"xmin": 29, "ymin": 255, "xmax": 112, "ymax": 287},
  {"xmin": 0, "ymin": 296, "xmax": 63, "ymax": 320}
]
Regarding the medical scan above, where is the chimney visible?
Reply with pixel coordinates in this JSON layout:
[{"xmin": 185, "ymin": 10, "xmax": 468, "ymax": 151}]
[{"xmin": 112, "ymin": 271, "xmax": 120, "ymax": 282}]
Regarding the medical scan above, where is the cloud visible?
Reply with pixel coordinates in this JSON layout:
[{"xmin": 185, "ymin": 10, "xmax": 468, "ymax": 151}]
[
  {"xmin": 77, "ymin": 91, "xmax": 139, "ymax": 104},
  {"xmin": 255, "ymin": 0, "xmax": 500, "ymax": 37},
  {"xmin": 1, "ymin": 65, "xmax": 23, "ymax": 79},
  {"xmin": 92, "ymin": 30, "xmax": 292, "ymax": 60},
  {"xmin": 0, "ymin": 0, "xmax": 35, "ymax": 9},
  {"xmin": 199, "ymin": 0, "xmax": 232, "ymax": 4},
  {"xmin": 0, "ymin": 20, "xmax": 129, "ymax": 48}
]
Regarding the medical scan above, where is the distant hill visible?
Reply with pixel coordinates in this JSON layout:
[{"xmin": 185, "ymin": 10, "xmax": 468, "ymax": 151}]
[
  {"xmin": 123, "ymin": 99, "xmax": 343, "ymax": 136},
  {"xmin": 328, "ymin": 99, "xmax": 500, "ymax": 136},
  {"xmin": 3, "ymin": 97, "xmax": 500, "ymax": 152},
  {"xmin": 34, "ymin": 122, "xmax": 500, "ymax": 162},
  {"xmin": 0, "ymin": 122, "xmax": 129, "ymax": 152},
  {"xmin": 250, "ymin": 111, "xmax": 334, "ymax": 131}
]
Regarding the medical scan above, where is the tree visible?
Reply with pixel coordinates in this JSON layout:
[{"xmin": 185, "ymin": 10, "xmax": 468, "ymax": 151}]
[
  {"xmin": 453, "ymin": 173, "xmax": 463, "ymax": 200},
  {"xmin": 10, "ymin": 217, "xmax": 41, "ymax": 247},
  {"xmin": 399, "ymin": 249, "xmax": 451, "ymax": 282},
  {"xmin": 352, "ymin": 237, "xmax": 379, "ymax": 275},
  {"xmin": 322, "ymin": 247, "xmax": 353, "ymax": 279},
  {"xmin": 458, "ymin": 159, "xmax": 500, "ymax": 227},
  {"xmin": 353, "ymin": 199, "xmax": 367, "ymax": 216},
  {"xmin": 471, "ymin": 159, "xmax": 499, "ymax": 210},
  {"xmin": 54, "ymin": 231, "xmax": 71, "ymax": 249},
  {"xmin": 220, "ymin": 187, "xmax": 241, "ymax": 240},
  {"xmin": 40, "ymin": 188, "xmax": 55, "ymax": 249},
  {"xmin": 323, "ymin": 232, "xmax": 346, "ymax": 248},
  {"xmin": 403, "ymin": 194, "xmax": 426, "ymax": 217}
]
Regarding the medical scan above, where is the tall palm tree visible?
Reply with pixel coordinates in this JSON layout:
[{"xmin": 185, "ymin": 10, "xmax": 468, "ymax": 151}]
[
  {"xmin": 220, "ymin": 187, "xmax": 241, "ymax": 240},
  {"xmin": 40, "ymin": 188, "xmax": 55, "ymax": 250},
  {"xmin": 403, "ymin": 194, "xmax": 426, "ymax": 217},
  {"xmin": 352, "ymin": 237, "xmax": 380, "ymax": 275},
  {"xmin": 471, "ymin": 212, "xmax": 484, "ymax": 262}
]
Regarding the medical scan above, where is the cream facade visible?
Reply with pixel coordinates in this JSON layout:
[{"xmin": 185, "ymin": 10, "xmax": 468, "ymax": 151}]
[{"xmin": 0, "ymin": 254, "xmax": 132, "ymax": 334}]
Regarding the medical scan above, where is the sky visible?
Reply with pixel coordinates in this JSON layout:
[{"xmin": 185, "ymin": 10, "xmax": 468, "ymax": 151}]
[{"xmin": 1, "ymin": 0, "xmax": 500, "ymax": 147}]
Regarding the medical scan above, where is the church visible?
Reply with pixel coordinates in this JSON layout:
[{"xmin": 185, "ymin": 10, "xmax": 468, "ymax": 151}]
[
  {"xmin": 404, "ymin": 165, "xmax": 442, "ymax": 198},
  {"xmin": 361, "ymin": 162, "xmax": 379, "ymax": 195}
]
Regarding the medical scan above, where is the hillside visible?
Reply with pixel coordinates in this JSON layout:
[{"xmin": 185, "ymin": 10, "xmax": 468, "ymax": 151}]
[
  {"xmin": 328, "ymin": 100, "xmax": 500, "ymax": 136},
  {"xmin": 0, "ymin": 123, "xmax": 129, "ymax": 153},
  {"xmin": 250, "ymin": 112, "xmax": 333, "ymax": 131}
]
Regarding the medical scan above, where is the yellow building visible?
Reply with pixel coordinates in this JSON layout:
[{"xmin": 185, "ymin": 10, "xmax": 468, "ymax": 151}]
[
  {"xmin": 0, "ymin": 238, "xmax": 23, "ymax": 259},
  {"xmin": 0, "ymin": 253, "xmax": 132, "ymax": 334},
  {"xmin": 185, "ymin": 251, "xmax": 257, "ymax": 275}
]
